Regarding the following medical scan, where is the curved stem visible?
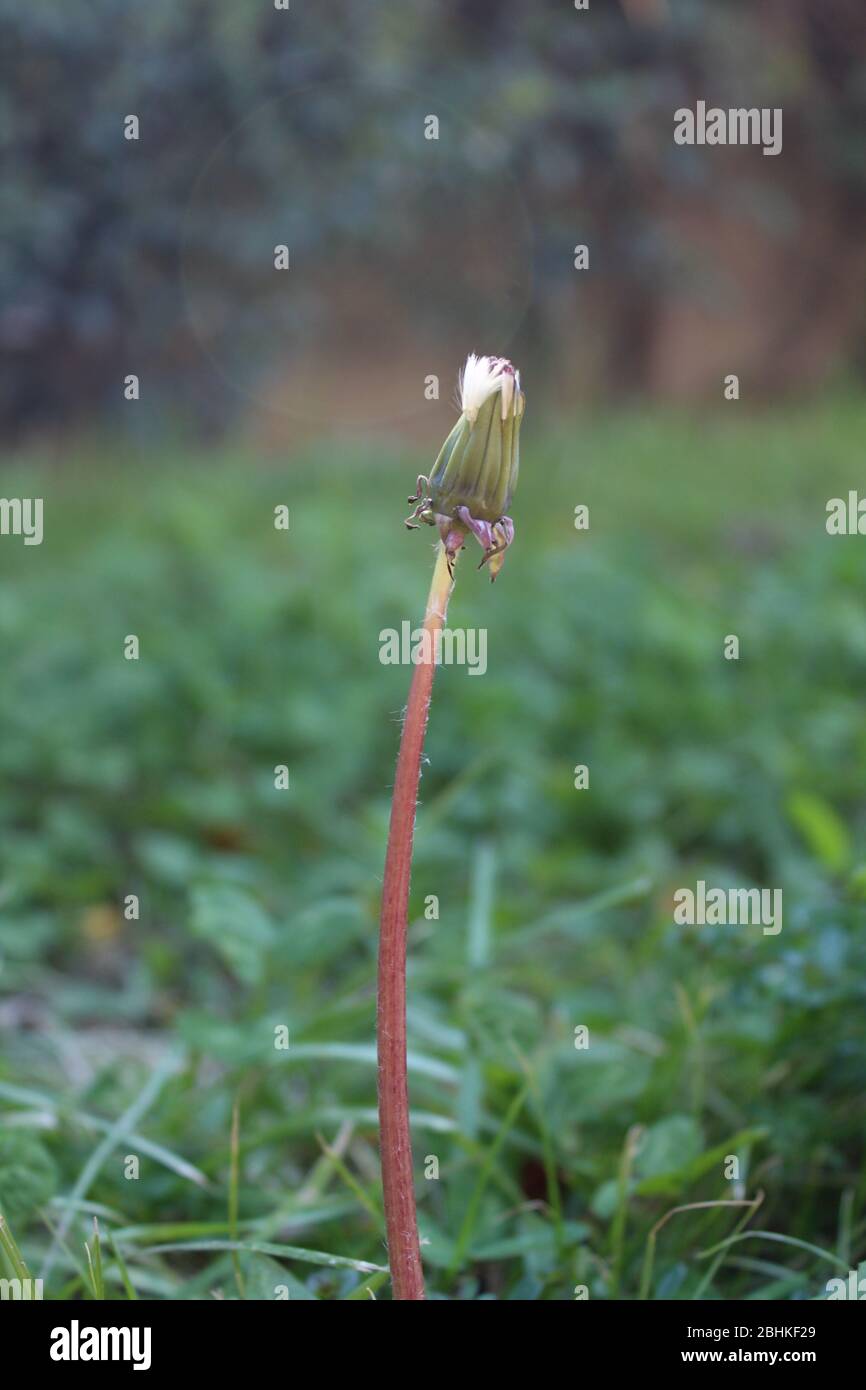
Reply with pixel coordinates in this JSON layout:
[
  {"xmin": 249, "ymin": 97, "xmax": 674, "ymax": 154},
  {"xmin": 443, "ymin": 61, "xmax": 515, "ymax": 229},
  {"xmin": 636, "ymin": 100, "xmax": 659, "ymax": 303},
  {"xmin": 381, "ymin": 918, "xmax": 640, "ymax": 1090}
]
[{"xmin": 378, "ymin": 541, "xmax": 456, "ymax": 1300}]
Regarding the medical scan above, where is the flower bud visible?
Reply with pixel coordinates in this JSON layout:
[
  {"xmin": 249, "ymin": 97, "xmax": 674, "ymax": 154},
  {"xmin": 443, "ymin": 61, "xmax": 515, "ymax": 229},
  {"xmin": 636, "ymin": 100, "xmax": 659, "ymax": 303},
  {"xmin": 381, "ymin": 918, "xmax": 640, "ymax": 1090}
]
[{"xmin": 405, "ymin": 354, "xmax": 524, "ymax": 581}]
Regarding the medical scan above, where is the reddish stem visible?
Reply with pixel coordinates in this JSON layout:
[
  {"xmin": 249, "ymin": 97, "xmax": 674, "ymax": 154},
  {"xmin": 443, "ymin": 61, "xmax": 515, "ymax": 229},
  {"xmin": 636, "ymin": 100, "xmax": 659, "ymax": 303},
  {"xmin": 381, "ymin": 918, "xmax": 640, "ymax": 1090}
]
[{"xmin": 378, "ymin": 542, "xmax": 456, "ymax": 1300}]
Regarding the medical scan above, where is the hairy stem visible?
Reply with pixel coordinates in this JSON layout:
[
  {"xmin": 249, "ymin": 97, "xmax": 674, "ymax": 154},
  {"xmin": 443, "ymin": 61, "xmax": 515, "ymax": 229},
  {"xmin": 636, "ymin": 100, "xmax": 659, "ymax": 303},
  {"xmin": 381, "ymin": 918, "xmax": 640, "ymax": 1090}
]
[{"xmin": 378, "ymin": 541, "xmax": 456, "ymax": 1300}]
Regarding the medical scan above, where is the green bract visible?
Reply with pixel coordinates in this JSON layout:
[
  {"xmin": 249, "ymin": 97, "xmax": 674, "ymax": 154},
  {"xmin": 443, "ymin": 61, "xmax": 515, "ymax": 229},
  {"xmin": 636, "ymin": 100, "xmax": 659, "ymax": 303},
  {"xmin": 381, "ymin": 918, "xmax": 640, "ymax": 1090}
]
[
  {"xmin": 429, "ymin": 374, "xmax": 523, "ymax": 524},
  {"xmin": 405, "ymin": 355, "xmax": 524, "ymax": 581}
]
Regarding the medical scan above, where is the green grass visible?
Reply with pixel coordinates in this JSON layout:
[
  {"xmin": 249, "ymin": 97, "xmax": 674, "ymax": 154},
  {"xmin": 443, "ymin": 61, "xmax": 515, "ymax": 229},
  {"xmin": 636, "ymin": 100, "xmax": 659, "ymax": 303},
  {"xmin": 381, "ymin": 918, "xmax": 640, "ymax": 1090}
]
[{"xmin": 0, "ymin": 394, "xmax": 865, "ymax": 1299}]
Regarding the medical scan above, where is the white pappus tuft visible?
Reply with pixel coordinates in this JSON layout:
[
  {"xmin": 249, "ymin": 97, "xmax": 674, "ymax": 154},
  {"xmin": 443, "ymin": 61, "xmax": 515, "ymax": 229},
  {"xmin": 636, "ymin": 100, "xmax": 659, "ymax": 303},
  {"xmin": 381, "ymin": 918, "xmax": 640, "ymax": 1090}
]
[{"xmin": 459, "ymin": 354, "xmax": 519, "ymax": 422}]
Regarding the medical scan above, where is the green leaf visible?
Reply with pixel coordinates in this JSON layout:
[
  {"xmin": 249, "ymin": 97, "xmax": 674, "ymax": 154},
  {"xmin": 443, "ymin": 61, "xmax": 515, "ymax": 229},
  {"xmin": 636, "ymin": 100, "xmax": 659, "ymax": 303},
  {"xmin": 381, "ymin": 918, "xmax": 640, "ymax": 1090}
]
[
  {"xmin": 0, "ymin": 1131, "xmax": 58, "ymax": 1224},
  {"xmin": 787, "ymin": 791, "xmax": 850, "ymax": 873},
  {"xmin": 635, "ymin": 1128, "xmax": 767, "ymax": 1198},
  {"xmin": 590, "ymin": 1177, "xmax": 627, "ymax": 1220},
  {"xmin": 142, "ymin": 1239, "xmax": 387, "ymax": 1275},
  {"xmin": 190, "ymin": 882, "xmax": 275, "ymax": 986},
  {"xmin": 635, "ymin": 1116, "xmax": 703, "ymax": 1180},
  {"xmin": 242, "ymin": 1254, "xmax": 316, "ymax": 1301}
]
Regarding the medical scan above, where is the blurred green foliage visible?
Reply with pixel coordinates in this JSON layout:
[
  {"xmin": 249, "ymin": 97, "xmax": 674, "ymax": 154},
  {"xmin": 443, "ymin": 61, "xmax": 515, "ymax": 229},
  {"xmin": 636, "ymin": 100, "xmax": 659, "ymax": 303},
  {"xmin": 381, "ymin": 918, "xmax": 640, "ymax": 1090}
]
[{"xmin": 0, "ymin": 398, "xmax": 865, "ymax": 1298}]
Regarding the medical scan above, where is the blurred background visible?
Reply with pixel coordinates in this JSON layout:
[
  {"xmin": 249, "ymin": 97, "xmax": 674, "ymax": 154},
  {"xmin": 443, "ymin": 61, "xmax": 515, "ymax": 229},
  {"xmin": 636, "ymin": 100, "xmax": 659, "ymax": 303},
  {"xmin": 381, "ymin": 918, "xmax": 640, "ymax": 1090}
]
[
  {"xmin": 1, "ymin": 0, "xmax": 865, "ymax": 1301},
  {"xmin": 5, "ymin": 0, "xmax": 866, "ymax": 440}
]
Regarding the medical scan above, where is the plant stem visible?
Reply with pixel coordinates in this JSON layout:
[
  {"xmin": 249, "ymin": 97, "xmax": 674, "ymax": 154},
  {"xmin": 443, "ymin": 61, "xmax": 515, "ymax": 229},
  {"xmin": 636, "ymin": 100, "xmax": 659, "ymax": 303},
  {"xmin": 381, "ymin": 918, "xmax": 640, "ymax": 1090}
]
[{"xmin": 378, "ymin": 540, "xmax": 456, "ymax": 1300}]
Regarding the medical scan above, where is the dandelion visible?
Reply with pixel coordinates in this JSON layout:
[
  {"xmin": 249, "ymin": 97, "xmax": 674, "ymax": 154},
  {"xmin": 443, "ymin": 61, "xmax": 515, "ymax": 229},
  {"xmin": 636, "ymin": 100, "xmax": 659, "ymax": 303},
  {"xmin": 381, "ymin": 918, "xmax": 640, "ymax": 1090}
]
[
  {"xmin": 405, "ymin": 354, "xmax": 524, "ymax": 581},
  {"xmin": 378, "ymin": 354, "xmax": 524, "ymax": 1299}
]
